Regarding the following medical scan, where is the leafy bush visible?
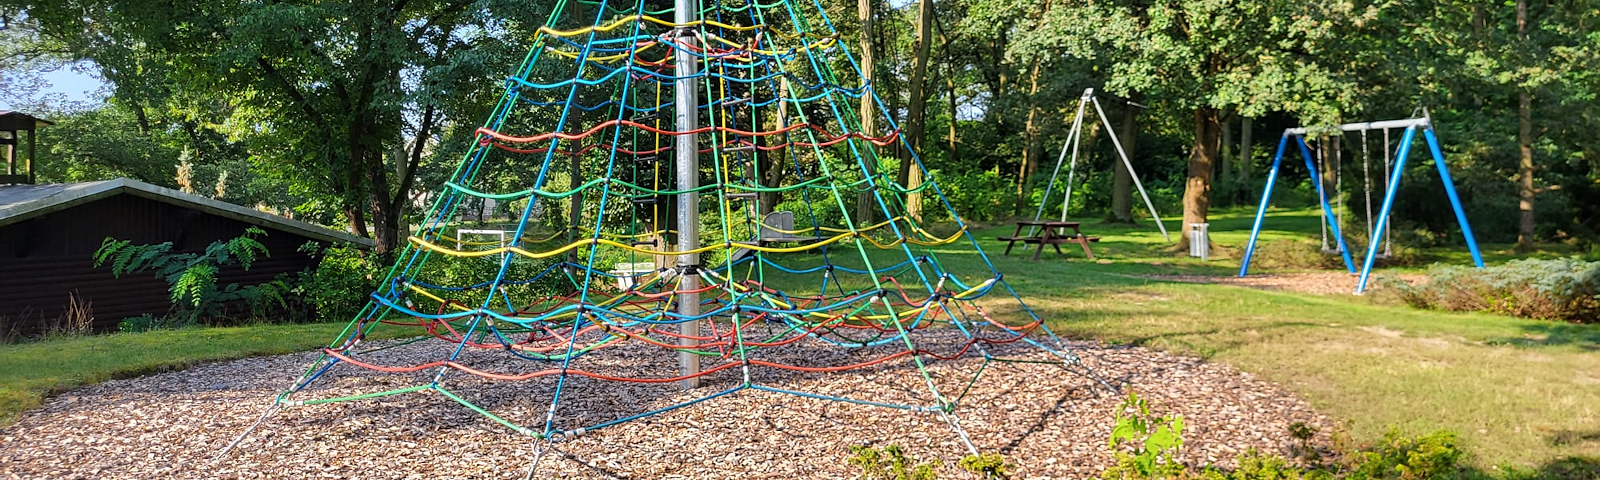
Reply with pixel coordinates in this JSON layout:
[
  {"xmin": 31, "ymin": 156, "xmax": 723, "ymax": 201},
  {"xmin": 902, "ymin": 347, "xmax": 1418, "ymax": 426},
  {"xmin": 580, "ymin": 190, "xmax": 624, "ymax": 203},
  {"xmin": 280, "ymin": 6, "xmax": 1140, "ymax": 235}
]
[
  {"xmin": 94, "ymin": 227, "xmax": 290, "ymax": 325},
  {"xmin": 929, "ymin": 169, "xmax": 1016, "ymax": 222},
  {"xmin": 1092, "ymin": 394, "xmax": 1475, "ymax": 480},
  {"xmin": 847, "ymin": 444, "xmax": 939, "ymax": 480},
  {"xmin": 1345, "ymin": 429, "xmax": 1465, "ymax": 480},
  {"xmin": 1389, "ymin": 258, "xmax": 1600, "ymax": 322},
  {"xmin": 296, "ymin": 241, "xmax": 381, "ymax": 322},
  {"xmin": 1197, "ymin": 449, "xmax": 1333, "ymax": 480}
]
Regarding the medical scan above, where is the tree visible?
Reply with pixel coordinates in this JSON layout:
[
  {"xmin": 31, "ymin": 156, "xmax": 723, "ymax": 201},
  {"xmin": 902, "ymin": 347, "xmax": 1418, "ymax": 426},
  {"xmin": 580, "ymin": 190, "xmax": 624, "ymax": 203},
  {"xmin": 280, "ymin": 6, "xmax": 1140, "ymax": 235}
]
[
  {"xmin": 1515, "ymin": 0, "xmax": 1534, "ymax": 251},
  {"xmin": 8, "ymin": 0, "xmax": 517, "ymax": 258},
  {"xmin": 1384, "ymin": 1, "xmax": 1596, "ymax": 246},
  {"xmin": 1110, "ymin": 95, "xmax": 1139, "ymax": 223},
  {"xmin": 856, "ymin": 0, "xmax": 877, "ymax": 223},
  {"xmin": 1078, "ymin": 0, "xmax": 1351, "ymax": 246},
  {"xmin": 898, "ymin": 0, "xmax": 933, "ymax": 220}
]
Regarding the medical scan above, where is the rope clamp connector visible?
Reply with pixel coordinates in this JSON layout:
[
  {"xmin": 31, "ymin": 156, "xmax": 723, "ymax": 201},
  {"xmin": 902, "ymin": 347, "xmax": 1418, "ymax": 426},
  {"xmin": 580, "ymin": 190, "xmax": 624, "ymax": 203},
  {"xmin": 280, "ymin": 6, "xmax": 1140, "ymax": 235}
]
[{"xmin": 670, "ymin": 27, "xmax": 699, "ymax": 40}]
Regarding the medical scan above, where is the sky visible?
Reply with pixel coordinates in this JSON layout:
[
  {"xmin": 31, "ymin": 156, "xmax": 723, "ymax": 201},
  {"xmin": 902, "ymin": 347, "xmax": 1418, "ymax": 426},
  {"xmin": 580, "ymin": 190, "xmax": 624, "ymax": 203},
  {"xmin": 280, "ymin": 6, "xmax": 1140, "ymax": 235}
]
[{"xmin": 0, "ymin": 65, "xmax": 107, "ymax": 111}]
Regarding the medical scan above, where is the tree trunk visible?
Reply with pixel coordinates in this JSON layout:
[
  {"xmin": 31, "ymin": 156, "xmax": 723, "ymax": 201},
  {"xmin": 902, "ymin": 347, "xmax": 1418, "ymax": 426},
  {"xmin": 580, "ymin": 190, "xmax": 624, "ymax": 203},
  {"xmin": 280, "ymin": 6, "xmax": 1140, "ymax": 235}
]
[
  {"xmin": 1219, "ymin": 114, "xmax": 1233, "ymax": 189},
  {"xmin": 1111, "ymin": 96, "xmax": 1138, "ymax": 223},
  {"xmin": 347, "ymin": 206, "xmax": 369, "ymax": 239},
  {"xmin": 352, "ymin": 10, "xmax": 407, "ymax": 258},
  {"xmin": 1516, "ymin": 0, "xmax": 1535, "ymax": 251},
  {"xmin": 352, "ymin": 107, "xmax": 395, "ymax": 256},
  {"xmin": 899, "ymin": 0, "xmax": 933, "ymax": 221},
  {"xmin": 937, "ymin": 17, "xmax": 958, "ymax": 168},
  {"xmin": 1517, "ymin": 92, "xmax": 1536, "ymax": 250},
  {"xmin": 856, "ymin": 0, "xmax": 876, "ymax": 224},
  {"xmin": 1014, "ymin": 60, "xmax": 1043, "ymax": 216},
  {"xmin": 1239, "ymin": 116, "xmax": 1254, "ymax": 203},
  {"xmin": 757, "ymin": 93, "xmax": 780, "ymax": 216},
  {"xmin": 984, "ymin": 36, "xmax": 1009, "ymax": 173},
  {"xmin": 1180, "ymin": 108, "xmax": 1220, "ymax": 247},
  {"xmin": 569, "ymin": 151, "xmax": 583, "ymax": 234},
  {"xmin": 132, "ymin": 103, "xmax": 152, "ymax": 136},
  {"xmin": 366, "ymin": 153, "xmax": 397, "ymax": 255},
  {"xmin": 946, "ymin": 67, "xmax": 959, "ymax": 166},
  {"xmin": 766, "ymin": 78, "xmax": 792, "ymax": 216},
  {"xmin": 392, "ymin": 104, "xmax": 435, "ymax": 245},
  {"xmin": 393, "ymin": 147, "xmax": 410, "ymax": 237}
]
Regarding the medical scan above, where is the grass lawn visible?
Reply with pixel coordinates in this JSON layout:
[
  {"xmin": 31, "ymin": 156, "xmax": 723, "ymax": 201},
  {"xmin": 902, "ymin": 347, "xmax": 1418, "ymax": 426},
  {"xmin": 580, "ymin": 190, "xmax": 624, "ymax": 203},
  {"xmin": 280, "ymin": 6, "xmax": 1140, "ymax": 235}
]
[
  {"xmin": 1, "ymin": 207, "xmax": 1594, "ymax": 472},
  {"xmin": 0, "ymin": 322, "xmax": 408, "ymax": 427},
  {"xmin": 766, "ymin": 206, "xmax": 1598, "ymax": 469}
]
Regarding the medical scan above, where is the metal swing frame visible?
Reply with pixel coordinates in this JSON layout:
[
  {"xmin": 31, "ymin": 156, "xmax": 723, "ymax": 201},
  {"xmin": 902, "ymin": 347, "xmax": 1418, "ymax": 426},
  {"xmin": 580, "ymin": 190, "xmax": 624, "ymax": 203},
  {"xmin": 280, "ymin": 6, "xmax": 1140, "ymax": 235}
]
[
  {"xmin": 1238, "ymin": 114, "xmax": 1484, "ymax": 294},
  {"xmin": 1032, "ymin": 88, "xmax": 1171, "ymax": 242}
]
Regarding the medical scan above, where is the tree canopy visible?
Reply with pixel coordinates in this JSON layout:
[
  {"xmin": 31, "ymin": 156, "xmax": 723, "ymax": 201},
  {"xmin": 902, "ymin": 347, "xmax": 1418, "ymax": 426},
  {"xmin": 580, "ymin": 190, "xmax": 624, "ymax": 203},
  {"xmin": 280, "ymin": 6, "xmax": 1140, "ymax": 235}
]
[{"xmin": 2, "ymin": 0, "xmax": 1597, "ymax": 250}]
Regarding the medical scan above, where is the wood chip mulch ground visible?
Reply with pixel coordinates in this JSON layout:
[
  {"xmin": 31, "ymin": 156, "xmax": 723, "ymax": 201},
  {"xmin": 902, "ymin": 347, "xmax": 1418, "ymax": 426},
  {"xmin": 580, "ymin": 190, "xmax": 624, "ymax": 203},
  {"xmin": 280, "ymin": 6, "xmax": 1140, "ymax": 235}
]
[
  {"xmin": 0, "ymin": 331, "xmax": 1328, "ymax": 479},
  {"xmin": 1141, "ymin": 272, "xmax": 1426, "ymax": 296}
]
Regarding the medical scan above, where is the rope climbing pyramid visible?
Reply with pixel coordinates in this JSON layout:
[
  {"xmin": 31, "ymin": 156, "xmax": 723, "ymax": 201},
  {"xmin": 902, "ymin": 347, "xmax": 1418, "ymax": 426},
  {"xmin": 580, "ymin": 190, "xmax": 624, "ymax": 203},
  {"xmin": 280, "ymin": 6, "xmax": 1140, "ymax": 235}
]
[{"xmin": 220, "ymin": 0, "xmax": 1108, "ymax": 469}]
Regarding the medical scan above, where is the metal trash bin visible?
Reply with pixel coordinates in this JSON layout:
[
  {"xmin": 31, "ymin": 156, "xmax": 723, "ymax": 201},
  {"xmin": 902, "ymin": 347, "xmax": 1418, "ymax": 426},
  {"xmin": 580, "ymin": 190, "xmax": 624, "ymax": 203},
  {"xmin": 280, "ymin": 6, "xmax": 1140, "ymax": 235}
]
[{"xmin": 1189, "ymin": 223, "xmax": 1210, "ymax": 260}]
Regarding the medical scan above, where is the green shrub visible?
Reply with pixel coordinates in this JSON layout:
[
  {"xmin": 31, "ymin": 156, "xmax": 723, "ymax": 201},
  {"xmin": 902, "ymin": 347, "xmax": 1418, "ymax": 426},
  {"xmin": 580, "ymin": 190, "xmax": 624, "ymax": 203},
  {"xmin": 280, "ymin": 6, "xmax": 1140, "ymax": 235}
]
[
  {"xmin": 1197, "ymin": 450, "xmax": 1332, "ymax": 480},
  {"xmin": 1093, "ymin": 412, "xmax": 1478, "ymax": 480},
  {"xmin": 296, "ymin": 241, "xmax": 381, "ymax": 322},
  {"xmin": 1389, "ymin": 258, "xmax": 1600, "ymax": 322},
  {"xmin": 930, "ymin": 169, "xmax": 1015, "ymax": 222},
  {"xmin": 1345, "ymin": 429, "xmax": 1466, "ymax": 480},
  {"xmin": 847, "ymin": 444, "xmax": 939, "ymax": 480}
]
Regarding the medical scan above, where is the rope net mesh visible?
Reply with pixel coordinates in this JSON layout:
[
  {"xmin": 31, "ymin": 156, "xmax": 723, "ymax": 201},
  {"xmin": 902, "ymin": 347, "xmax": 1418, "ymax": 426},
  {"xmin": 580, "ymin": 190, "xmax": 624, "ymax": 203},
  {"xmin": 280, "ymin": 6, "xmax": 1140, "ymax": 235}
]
[{"xmin": 258, "ymin": 0, "xmax": 1100, "ymax": 451}]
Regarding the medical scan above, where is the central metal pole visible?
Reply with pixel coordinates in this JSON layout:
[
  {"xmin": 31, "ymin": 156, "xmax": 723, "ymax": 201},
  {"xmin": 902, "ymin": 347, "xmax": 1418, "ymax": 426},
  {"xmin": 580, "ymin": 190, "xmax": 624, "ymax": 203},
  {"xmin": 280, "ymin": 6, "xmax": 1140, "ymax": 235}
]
[{"xmin": 673, "ymin": 0, "xmax": 702, "ymax": 389}]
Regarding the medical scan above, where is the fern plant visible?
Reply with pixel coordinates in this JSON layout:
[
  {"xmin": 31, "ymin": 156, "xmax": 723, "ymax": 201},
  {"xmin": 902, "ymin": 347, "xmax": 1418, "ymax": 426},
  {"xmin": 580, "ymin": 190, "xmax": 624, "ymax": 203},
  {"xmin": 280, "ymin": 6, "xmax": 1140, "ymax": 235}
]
[{"xmin": 94, "ymin": 227, "xmax": 286, "ymax": 324}]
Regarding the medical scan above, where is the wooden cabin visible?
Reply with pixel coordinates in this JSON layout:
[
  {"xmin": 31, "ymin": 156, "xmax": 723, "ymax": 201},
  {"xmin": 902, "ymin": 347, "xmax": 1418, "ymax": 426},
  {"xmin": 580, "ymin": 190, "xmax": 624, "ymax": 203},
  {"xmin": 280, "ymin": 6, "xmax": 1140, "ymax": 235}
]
[{"xmin": 0, "ymin": 178, "xmax": 373, "ymax": 335}]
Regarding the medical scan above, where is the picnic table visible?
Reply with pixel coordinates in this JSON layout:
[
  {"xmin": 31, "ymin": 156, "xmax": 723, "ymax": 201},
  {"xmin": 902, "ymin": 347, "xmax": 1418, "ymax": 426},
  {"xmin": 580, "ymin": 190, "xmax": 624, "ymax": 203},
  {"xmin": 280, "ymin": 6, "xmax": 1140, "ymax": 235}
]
[{"xmin": 998, "ymin": 220, "xmax": 1100, "ymax": 261}]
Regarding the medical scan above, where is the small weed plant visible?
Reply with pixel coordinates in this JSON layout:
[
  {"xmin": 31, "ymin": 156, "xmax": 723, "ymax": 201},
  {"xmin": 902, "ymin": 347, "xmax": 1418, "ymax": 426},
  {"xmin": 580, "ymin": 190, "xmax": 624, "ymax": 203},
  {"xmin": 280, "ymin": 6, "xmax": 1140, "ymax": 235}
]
[
  {"xmin": 47, "ymin": 293, "xmax": 95, "ymax": 337},
  {"xmin": 847, "ymin": 444, "xmax": 939, "ymax": 480},
  {"xmin": 959, "ymin": 452, "xmax": 1012, "ymax": 479},
  {"xmin": 1102, "ymin": 391, "xmax": 1187, "ymax": 480}
]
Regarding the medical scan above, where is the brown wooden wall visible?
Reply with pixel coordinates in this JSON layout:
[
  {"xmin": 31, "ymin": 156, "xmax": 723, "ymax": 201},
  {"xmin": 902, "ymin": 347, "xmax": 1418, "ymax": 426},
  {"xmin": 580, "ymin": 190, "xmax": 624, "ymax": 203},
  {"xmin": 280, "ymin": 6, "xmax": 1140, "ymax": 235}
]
[{"xmin": 0, "ymin": 194, "xmax": 330, "ymax": 334}]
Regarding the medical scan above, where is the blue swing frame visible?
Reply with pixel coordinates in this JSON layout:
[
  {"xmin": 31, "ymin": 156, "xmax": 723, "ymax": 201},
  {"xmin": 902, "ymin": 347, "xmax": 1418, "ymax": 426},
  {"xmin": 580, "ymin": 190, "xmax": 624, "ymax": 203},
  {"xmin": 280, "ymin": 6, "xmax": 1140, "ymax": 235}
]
[{"xmin": 1238, "ymin": 117, "xmax": 1484, "ymax": 294}]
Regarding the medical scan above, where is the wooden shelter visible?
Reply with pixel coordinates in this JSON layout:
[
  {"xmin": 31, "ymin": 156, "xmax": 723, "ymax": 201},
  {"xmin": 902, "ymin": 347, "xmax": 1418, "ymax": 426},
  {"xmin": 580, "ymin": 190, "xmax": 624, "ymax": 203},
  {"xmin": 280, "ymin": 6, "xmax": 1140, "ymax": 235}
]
[
  {"xmin": 0, "ymin": 178, "xmax": 374, "ymax": 335},
  {"xmin": 0, "ymin": 111, "xmax": 51, "ymax": 185}
]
